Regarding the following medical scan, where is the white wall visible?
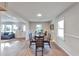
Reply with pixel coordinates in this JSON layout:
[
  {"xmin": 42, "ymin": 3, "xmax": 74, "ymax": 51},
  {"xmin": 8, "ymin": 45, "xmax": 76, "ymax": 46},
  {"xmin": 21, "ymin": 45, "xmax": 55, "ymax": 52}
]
[
  {"xmin": 25, "ymin": 21, "xmax": 29, "ymax": 40},
  {"xmin": 29, "ymin": 22, "xmax": 50, "ymax": 33},
  {"xmin": 54, "ymin": 3, "xmax": 79, "ymax": 55},
  {"xmin": 14, "ymin": 22, "xmax": 29, "ymax": 40}
]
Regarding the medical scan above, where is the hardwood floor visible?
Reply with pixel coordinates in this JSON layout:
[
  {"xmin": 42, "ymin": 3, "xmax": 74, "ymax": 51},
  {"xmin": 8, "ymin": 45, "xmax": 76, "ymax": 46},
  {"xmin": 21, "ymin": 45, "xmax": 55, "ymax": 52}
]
[{"xmin": 0, "ymin": 39, "xmax": 68, "ymax": 56}]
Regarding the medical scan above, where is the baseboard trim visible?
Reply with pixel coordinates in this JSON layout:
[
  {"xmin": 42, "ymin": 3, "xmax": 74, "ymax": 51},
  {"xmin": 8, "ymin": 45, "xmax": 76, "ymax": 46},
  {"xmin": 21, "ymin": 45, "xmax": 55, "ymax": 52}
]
[{"xmin": 54, "ymin": 42, "xmax": 72, "ymax": 56}]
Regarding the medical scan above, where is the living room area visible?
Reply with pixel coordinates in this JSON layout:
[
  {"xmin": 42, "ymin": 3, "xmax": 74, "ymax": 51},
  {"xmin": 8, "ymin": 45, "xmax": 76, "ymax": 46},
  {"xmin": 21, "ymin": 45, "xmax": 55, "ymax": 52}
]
[{"xmin": 1, "ymin": 12, "xmax": 27, "ymax": 40}]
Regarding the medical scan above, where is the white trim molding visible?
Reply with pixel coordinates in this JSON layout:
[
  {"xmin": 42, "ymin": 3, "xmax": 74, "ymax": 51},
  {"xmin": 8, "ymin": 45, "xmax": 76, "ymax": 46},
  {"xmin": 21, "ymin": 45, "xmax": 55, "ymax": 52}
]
[
  {"xmin": 65, "ymin": 33, "xmax": 79, "ymax": 39},
  {"xmin": 55, "ymin": 42, "xmax": 72, "ymax": 56}
]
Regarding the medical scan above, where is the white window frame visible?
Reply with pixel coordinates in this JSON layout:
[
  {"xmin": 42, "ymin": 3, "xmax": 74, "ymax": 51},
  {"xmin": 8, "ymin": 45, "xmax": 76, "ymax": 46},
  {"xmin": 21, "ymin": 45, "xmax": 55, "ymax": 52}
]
[{"xmin": 57, "ymin": 19, "xmax": 64, "ymax": 40}]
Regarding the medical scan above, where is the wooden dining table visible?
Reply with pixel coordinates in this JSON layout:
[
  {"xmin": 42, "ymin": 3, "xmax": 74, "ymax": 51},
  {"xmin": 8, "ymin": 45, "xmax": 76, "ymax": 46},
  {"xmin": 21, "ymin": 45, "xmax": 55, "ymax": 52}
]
[
  {"xmin": 33, "ymin": 33, "xmax": 51, "ymax": 48},
  {"xmin": 34, "ymin": 34, "xmax": 45, "ymax": 40}
]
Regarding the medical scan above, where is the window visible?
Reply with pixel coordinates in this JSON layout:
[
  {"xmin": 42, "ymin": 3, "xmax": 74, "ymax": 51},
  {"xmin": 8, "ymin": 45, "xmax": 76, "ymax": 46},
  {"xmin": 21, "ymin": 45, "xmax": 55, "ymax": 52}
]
[
  {"xmin": 1, "ymin": 24, "xmax": 26, "ymax": 33},
  {"xmin": 36, "ymin": 24, "xmax": 43, "ymax": 33},
  {"xmin": 1, "ymin": 24, "xmax": 18, "ymax": 33},
  {"xmin": 23, "ymin": 25, "xmax": 26, "ymax": 32},
  {"xmin": 1, "ymin": 25, "xmax": 5, "ymax": 33},
  {"xmin": 13, "ymin": 25, "xmax": 18, "ymax": 33},
  {"xmin": 57, "ymin": 20, "xmax": 64, "ymax": 39},
  {"xmin": 5, "ymin": 25, "xmax": 12, "ymax": 32},
  {"xmin": 1, "ymin": 25, "xmax": 12, "ymax": 33}
]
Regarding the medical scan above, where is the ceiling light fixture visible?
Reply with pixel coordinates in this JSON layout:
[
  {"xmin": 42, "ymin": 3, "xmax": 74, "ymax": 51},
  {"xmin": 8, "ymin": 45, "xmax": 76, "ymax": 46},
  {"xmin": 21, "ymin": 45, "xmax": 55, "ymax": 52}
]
[{"xmin": 37, "ymin": 13, "xmax": 42, "ymax": 17}]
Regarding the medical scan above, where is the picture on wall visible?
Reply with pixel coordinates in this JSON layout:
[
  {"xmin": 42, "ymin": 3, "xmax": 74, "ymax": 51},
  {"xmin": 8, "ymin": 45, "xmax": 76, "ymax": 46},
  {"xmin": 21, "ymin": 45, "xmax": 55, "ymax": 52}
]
[{"xmin": 50, "ymin": 24, "xmax": 54, "ymax": 30}]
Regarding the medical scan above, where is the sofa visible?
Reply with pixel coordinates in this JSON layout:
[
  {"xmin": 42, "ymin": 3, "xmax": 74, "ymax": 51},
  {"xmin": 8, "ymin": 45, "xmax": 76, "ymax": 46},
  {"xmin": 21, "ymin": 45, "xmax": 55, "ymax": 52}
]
[{"xmin": 1, "ymin": 32, "xmax": 15, "ymax": 40}]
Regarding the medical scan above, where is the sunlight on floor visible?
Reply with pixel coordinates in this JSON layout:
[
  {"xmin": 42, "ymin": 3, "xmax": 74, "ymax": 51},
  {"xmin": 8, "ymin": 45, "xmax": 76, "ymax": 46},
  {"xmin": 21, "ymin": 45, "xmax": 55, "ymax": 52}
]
[{"xmin": 1, "ymin": 42, "xmax": 11, "ymax": 52}]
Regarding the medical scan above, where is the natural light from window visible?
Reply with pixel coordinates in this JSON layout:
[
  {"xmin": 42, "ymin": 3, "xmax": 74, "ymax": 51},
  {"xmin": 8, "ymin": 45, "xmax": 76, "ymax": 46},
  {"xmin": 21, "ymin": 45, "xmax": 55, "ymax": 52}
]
[
  {"xmin": 36, "ymin": 24, "xmax": 43, "ymax": 33},
  {"xmin": 58, "ymin": 20, "xmax": 64, "ymax": 39}
]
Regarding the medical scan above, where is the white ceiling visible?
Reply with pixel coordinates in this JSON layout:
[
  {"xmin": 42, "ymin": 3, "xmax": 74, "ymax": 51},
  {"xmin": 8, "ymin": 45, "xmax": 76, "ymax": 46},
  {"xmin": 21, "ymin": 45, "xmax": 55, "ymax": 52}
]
[
  {"xmin": 1, "ymin": 11, "xmax": 26, "ymax": 23},
  {"xmin": 7, "ymin": 2, "xmax": 74, "ymax": 22}
]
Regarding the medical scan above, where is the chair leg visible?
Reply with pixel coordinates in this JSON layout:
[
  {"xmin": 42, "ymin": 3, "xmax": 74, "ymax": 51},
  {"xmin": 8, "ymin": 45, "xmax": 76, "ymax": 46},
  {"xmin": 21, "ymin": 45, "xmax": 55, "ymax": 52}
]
[
  {"xmin": 36, "ymin": 47, "xmax": 37, "ymax": 56},
  {"xmin": 42, "ymin": 48, "xmax": 43, "ymax": 56},
  {"xmin": 48, "ymin": 42, "xmax": 51, "ymax": 48},
  {"xmin": 29, "ymin": 42, "xmax": 31, "ymax": 48}
]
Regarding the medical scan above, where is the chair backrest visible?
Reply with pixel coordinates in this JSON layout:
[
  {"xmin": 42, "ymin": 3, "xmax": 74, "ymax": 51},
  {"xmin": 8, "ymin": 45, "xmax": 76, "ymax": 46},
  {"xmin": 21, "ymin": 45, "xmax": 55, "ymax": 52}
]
[
  {"xmin": 44, "ymin": 31, "xmax": 47, "ymax": 36},
  {"xmin": 47, "ymin": 33, "xmax": 51, "ymax": 41},
  {"xmin": 36, "ymin": 36, "xmax": 44, "ymax": 47},
  {"xmin": 29, "ymin": 32, "xmax": 32, "ymax": 40}
]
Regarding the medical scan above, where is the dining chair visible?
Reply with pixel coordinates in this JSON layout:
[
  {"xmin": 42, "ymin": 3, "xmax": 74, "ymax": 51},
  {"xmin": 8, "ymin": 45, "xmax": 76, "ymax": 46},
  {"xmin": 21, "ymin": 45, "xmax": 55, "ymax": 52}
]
[
  {"xmin": 35, "ymin": 36, "xmax": 44, "ymax": 56},
  {"xmin": 29, "ymin": 32, "xmax": 35, "ymax": 48},
  {"xmin": 44, "ymin": 33, "xmax": 51, "ymax": 48}
]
